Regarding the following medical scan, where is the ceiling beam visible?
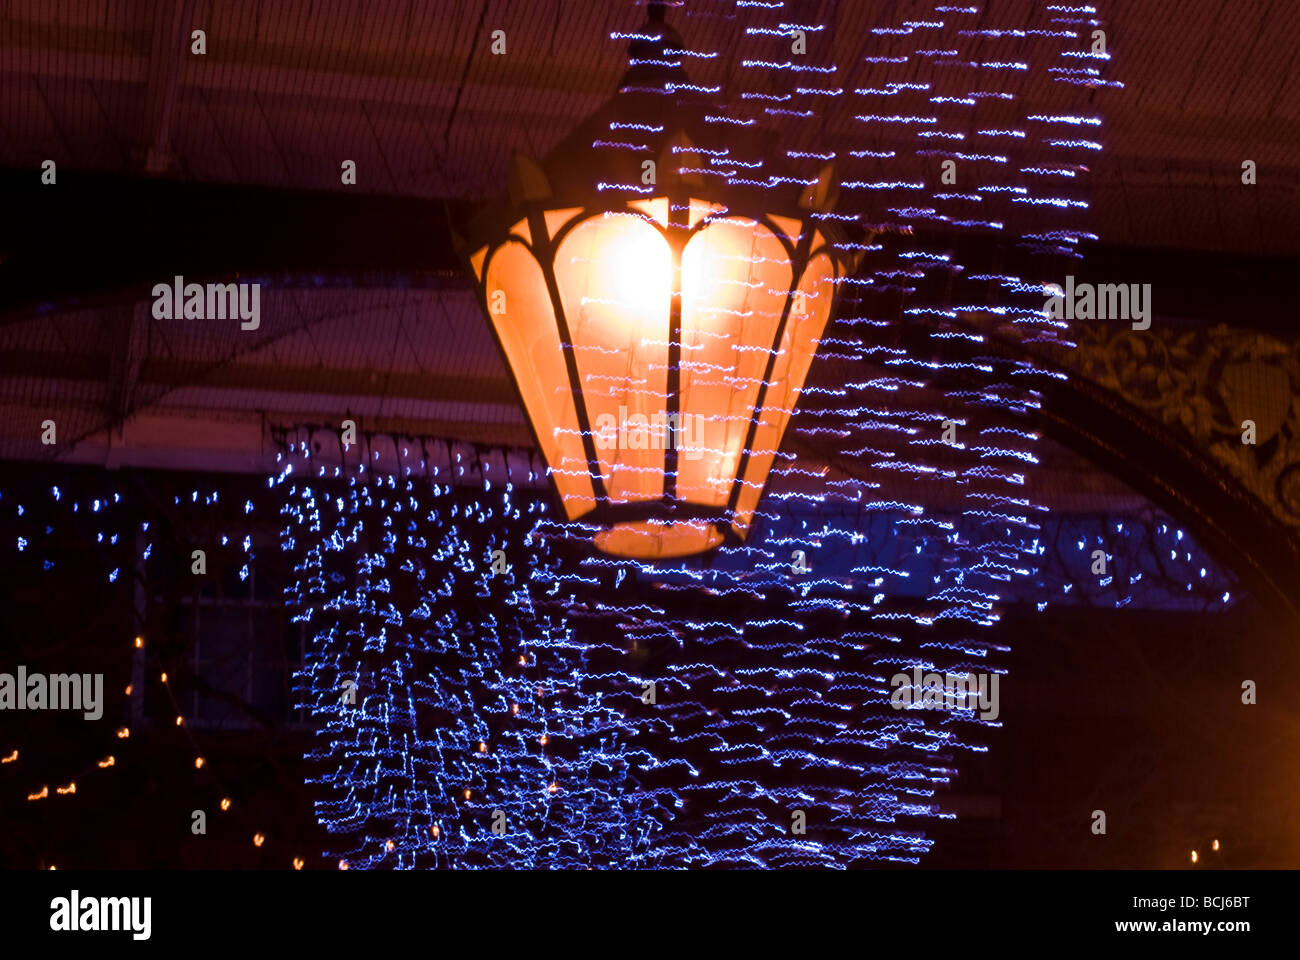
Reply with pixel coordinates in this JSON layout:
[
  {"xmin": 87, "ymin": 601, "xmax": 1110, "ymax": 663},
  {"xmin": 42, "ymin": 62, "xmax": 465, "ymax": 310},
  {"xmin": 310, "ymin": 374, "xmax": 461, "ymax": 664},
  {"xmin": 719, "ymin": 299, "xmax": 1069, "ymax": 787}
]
[
  {"xmin": 0, "ymin": 170, "xmax": 468, "ymax": 315},
  {"xmin": 141, "ymin": 0, "xmax": 198, "ymax": 174},
  {"xmin": 0, "ymin": 349, "xmax": 510, "ymax": 402},
  {"xmin": 4, "ymin": 169, "xmax": 1296, "ymax": 328}
]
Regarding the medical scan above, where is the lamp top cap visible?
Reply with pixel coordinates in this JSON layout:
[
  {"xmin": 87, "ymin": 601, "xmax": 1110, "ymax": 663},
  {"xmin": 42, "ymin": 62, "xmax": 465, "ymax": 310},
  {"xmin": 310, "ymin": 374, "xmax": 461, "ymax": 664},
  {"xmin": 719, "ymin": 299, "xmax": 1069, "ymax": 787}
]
[{"xmin": 621, "ymin": 3, "xmax": 691, "ymax": 90}]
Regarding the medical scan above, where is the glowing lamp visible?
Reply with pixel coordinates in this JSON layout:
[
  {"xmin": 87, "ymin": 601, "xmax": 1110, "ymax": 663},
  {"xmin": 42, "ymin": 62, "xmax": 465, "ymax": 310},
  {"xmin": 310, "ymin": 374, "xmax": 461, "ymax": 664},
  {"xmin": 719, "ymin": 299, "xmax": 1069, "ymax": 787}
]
[{"xmin": 464, "ymin": 10, "xmax": 863, "ymax": 558}]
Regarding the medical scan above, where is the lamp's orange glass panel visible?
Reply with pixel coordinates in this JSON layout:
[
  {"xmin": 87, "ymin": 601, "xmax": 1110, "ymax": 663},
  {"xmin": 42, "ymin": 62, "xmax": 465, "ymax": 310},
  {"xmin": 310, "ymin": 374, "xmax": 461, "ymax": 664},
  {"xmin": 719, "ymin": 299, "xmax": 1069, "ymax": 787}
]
[
  {"xmin": 768, "ymin": 214, "xmax": 802, "ymax": 245},
  {"xmin": 628, "ymin": 198, "xmax": 669, "ymax": 227},
  {"xmin": 732, "ymin": 250, "xmax": 837, "ymax": 535},
  {"xmin": 470, "ymin": 247, "xmax": 489, "ymax": 283},
  {"xmin": 554, "ymin": 212, "xmax": 672, "ymax": 504},
  {"xmin": 678, "ymin": 217, "xmax": 792, "ymax": 508},
  {"xmin": 483, "ymin": 241, "xmax": 595, "ymax": 518},
  {"xmin": 593, "ymin": 520, "xmax": 725, "ymax": 559},
  {"xmin": 687, "ymin": 199, "xmax": 726, "ymax": 229},
  {"xmin": 508, "ymin": 218, "xmax": 532, "ymax": 245},
  {"xmin": 544, "ymin": 207, "xmax": 583, "ymax": 240}
]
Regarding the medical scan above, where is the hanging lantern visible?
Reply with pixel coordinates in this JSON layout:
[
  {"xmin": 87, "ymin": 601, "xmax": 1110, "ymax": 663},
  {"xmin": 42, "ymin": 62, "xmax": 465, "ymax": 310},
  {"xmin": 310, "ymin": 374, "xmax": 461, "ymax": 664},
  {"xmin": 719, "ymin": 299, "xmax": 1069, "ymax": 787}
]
[{"xmin": 463, "ymin": 7, "xmax": 864, "ymax": 559}]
